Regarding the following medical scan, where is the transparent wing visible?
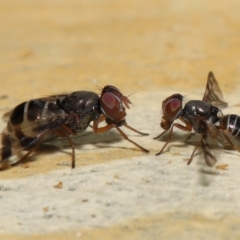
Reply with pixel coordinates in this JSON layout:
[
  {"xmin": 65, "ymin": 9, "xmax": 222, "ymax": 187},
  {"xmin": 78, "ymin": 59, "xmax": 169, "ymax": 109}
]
[
  {"xmin": 38, "ymin": 93, "xmax": 69, "ymax": 102},
  {"xmin": 1, "ymin": 92, "xmax": 69, "ymax": 121},
  {"xmin": 0, "ymin": 127, "xmax": 42, "ymax": 168},
  {"xmin": 2, "ymin": 110, "xmax": 11, "ymax": 122},
  {"xmin": 202, "ymin": 71, "xmax": 228, "ymax": 109},
  {"xmin": 201, "ymin": 120, "xmax": 224, "ymax": 166},
  {"xmin": 187, "ymin": 117, "xmax": 224, "ymax": 167}
]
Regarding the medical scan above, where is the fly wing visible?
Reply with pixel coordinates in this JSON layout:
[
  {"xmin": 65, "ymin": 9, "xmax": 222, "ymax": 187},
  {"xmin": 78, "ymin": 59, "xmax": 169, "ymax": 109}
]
[
  {"xmin": 38, "ymin": 93, "xmax": 69, "ymax": 102},
  {"xmin": 201, "ymin": 120, "xmax": 224, "ymax": 167},
  {"xmin": 1, "ymin": 93, "xmax": 70, "ymax": 120},
  {"xmin": 202, "ymin": 71, "xmax": 228, "ymax": 109},
  {"xmin": 0, "ymin": 126, "xmax": 39, "ymax": 168}
]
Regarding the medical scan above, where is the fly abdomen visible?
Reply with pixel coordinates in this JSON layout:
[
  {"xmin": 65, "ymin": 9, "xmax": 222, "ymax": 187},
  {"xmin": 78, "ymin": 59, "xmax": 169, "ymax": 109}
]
[
  {"xmin": 219, "ymin": 114, "xmax": 240, "ymax": 138},
  {"xmin": 0, "ymin": 99, "xmax": 65, "ymax": 166},
  {"xmin": 8, "ymin": 100, "xmax": 64, "ymax": 148},
  {"xmin": 10, "ymin": 100, "xmax": 65, "ymax": 127},
  {"xmin": 10, "ymin": 100, "xmax": 46, "ymax": 127},
  {"xmin": 8, "ymin": 100, "xmax": 46, "ymax": 145}
]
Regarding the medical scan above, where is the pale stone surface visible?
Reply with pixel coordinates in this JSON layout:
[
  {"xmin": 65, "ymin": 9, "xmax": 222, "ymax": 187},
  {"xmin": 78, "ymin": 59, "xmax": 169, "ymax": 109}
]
[{"xmin": 1, "ymin": 0, "xmax": 240, "ymax": 239}]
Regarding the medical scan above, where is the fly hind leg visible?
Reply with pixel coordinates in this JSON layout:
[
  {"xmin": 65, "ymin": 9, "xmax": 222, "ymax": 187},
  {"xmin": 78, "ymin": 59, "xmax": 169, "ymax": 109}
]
[{"xmin": 54, "ymin": 125, "xmax": 76, "ymax": 168}]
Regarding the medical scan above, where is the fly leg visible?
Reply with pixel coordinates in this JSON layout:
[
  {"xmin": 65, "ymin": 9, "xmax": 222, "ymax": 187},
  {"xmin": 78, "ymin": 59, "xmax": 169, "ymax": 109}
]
[
  {"xmin": 155, "ymin": 122, "xmax": 192, "ymax": 156},
  {"xmin": 54, "ymin": 125, "xmax": 76, "ymax": 168},
  {"xmin": 2, "ymin": 131, "xmax": 46, "ymax": 169},
  {"xmin": 9, "ymin": 150, "xmax": 36, "ymax": 169},
  {"xmin": 154, "ymin": 130, "xmax": 168, "ymax": 140},
  {"xmin": 115, "ymin": 126, "xmax": 149, "ymax": 152},
  {"xmin": 187, "ymin": 139, "xmax": 202, "ymax": 165},
  {"xmin": 88, "ymin": 115, "xmax": 106, "ymax": 130},
  {"xmin": 123, "ymin": 123, "xmax": 149, "ymax": 136},
  {"xmin": 92, "ymin": 120, "xmax": 149, "ymax": 153},
  {"xmin": 22, "ymin": 123, "xmax": 77, "ymax": 169}
]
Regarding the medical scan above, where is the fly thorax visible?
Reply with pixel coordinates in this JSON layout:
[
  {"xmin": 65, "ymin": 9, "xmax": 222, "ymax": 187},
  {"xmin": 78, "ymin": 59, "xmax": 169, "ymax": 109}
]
[
  {"xmin": 183, "ymin": 101, "xmax": 210, "ymax": 121},
  {"xmin": 208, "ymin": 106, "xmax": 222, "ymax": 124}
]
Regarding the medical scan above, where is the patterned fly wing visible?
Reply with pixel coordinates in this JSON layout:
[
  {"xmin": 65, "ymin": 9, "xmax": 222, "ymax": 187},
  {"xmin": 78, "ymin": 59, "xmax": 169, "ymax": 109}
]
[
  {"xmin": 202, "ymin": 72, "xmax": 228, "ymax": 108},
  {"xmin": 201, "ymin": 120, "xmax": 224, "ymax": 167},
  {"xmin": 186, "ymin": 116, "xmax": 224, "ymax": 167}
]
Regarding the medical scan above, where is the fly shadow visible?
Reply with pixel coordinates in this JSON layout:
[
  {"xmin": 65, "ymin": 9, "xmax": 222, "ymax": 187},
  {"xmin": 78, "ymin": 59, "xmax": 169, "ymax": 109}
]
[
  {"xmin": 13, "ymin": 127, "xmax": 146, "ymax": 168},
  {"xmin": 155, "ymin": 131, "xmax": 200, "ymax": 152}
]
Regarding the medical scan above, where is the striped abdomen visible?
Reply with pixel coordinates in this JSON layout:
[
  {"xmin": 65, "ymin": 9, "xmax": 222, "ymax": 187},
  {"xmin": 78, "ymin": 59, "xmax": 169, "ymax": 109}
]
[
  {"xmin": 0, "ymin": 99, "xmax": 65, "ymax": 165},
  {"xmin": 219, "ymin": 114, "xmax": 240, "ymax": 138},
  {"xmin": 8, "ymin": 99, "xmax": 64, "ymax": 143}
]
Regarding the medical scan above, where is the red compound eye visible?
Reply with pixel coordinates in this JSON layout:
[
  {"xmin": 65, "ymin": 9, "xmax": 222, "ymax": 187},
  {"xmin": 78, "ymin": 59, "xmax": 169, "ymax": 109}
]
[
  {"xmin": 100, "ymin": 85, "xmax": 125, "ymax": 118},
  {"xmin": 101, "ymin": 92, "xmax": 121, "ymax": 118},
  {"xmin": 162, "ymin": 94, "xmax": 183, "ymax": 121}
]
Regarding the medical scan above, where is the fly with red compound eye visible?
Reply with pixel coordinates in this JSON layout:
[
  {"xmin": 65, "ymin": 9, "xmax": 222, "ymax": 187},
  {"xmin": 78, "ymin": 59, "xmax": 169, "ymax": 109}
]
[
  {"xmin": 154, "ymin": 71, "xmax": 236, "ymax": 167},
  {"xmin": 0, "ymin": 85, "xmax": 149, "ymax": 170}
]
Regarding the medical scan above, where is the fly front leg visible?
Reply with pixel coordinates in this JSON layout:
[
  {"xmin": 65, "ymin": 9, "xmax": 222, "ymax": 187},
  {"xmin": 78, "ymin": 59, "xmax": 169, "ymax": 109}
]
[
  {"xmin": 92, "ymin": 119, "xmax": 114, "ymax": 133},
  {"xmin": 92, "ymin": 121, "xmax": 149, "ymax": 153},
  {"xmin": 89, "ymin": 115, "xmax": 106, "ymax": 130},
  {"xmin": 115, "ymin": 126, "xmax": 149, "ymax": 152},
  {"xmin": 156, "ymin": 122, "xmax": 192, "ymax": 156},
  {"xmin": 154, "ymin": 130, "xmax": 168, "ymax": 140},
  {"xmin": 123, "ymin": 123, "xmax": 149, "ymax": 136},
  {"xmin": 96, "ymin": 115, "xmax": 106, "ymax": 124}
]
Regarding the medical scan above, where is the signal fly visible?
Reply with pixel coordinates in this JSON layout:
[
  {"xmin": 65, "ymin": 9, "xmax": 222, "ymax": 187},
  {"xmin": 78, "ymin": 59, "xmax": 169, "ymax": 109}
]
[{"xmin": 0, "ymin": 85, "xmax": 149, "ymax": 170}]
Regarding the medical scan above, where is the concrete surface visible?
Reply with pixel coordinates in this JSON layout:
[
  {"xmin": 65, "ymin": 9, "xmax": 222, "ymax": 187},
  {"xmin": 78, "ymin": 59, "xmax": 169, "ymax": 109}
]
[{"xmin": 1, "ymin": 0, "xmax": 240, "ymax": 239}]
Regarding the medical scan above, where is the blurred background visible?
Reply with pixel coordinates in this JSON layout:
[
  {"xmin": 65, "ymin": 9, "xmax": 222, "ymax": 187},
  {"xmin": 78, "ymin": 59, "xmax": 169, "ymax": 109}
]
[{"xmin": 1, "ymin": 0, "xmax": 240, "ymax": 100}]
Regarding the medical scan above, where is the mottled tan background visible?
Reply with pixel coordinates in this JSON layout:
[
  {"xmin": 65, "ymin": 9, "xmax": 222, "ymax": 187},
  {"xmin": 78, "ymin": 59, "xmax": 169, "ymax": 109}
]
[{"xmin": 1, "ymin": 0, "xmax": 240, "ymax": 239}]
